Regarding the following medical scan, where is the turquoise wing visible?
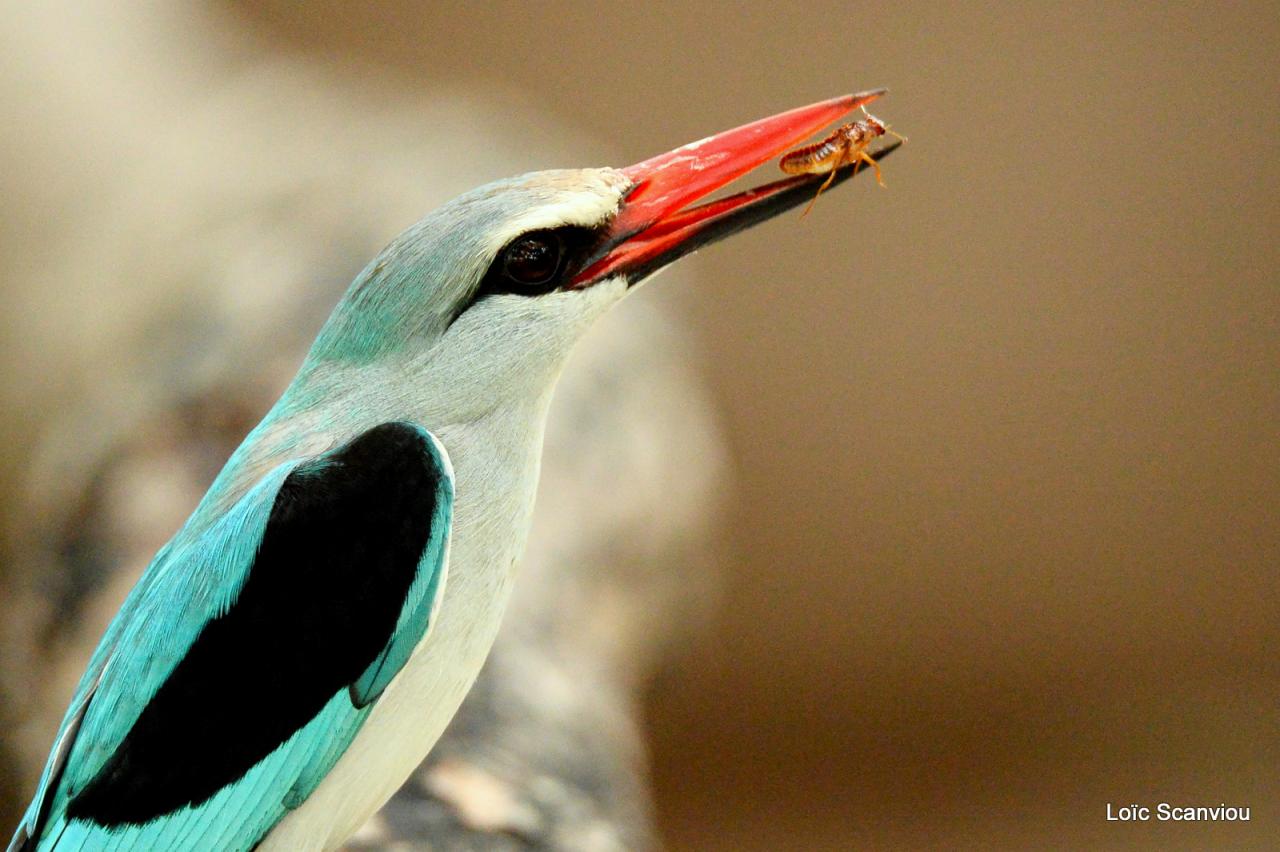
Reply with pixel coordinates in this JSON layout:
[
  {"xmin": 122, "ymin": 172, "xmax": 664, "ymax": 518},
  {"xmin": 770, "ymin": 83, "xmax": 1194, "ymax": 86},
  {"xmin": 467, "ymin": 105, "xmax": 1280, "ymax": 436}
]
[{"xmin": 8, "ymin": 422, "xmax": 453, "ymax": 852}]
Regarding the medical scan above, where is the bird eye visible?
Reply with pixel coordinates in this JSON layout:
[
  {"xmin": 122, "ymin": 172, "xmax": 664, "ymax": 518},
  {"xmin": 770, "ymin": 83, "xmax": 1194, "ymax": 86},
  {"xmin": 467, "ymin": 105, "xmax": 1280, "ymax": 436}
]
[
  {"xmin": 460, "ymin": 226, "xmax": 597, "ymax": 320},
  {"xmin": 501, "ymin": 231, "xmax": 564, "ymax": 290}
]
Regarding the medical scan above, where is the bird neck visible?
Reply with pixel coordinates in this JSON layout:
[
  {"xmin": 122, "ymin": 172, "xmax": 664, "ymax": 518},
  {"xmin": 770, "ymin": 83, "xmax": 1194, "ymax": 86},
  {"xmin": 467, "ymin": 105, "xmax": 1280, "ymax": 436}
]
[{"xmin": 188, "ymin": 350, "xmax": 559, "ymax": 540}]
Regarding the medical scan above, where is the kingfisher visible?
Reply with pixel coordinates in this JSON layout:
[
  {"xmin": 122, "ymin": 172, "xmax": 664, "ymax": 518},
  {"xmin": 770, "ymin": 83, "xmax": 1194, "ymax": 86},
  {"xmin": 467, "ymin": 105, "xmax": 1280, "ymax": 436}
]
[{"xmin": 9, "ymin": 91, "xmax": 897, "ymax": 851}]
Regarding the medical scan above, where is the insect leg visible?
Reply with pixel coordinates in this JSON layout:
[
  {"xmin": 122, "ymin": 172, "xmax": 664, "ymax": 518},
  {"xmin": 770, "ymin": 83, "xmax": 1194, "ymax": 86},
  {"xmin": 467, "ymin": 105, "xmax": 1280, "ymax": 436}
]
[
  {"xmin": 858, "ymin": 151, "xmax": 885, "ymax": 187},
  {"xmin": 801, "ymin": 165, "xmax": 840, "ymax": 218}
]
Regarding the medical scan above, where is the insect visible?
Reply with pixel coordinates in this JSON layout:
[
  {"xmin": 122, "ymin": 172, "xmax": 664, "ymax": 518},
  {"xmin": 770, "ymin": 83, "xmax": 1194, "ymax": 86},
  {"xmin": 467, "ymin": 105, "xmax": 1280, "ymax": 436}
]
[{"xmin": 780, "ymin": 107, "xmax": 906, "ymax": 216}]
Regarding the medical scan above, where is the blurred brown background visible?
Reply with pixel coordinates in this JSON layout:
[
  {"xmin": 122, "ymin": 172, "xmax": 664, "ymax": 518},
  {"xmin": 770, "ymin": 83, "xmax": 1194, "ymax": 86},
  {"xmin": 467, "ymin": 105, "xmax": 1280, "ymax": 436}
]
[{"xmin": 3, "ymin": 2, "xmax": 1277, "ymax": 850}]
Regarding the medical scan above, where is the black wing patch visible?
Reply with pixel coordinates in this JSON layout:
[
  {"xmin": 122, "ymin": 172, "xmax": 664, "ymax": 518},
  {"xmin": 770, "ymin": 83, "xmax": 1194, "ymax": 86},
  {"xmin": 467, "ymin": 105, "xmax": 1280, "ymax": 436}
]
[{"xmin": 66, "ymin": 422, "xmax": 446, "ymax": 826}]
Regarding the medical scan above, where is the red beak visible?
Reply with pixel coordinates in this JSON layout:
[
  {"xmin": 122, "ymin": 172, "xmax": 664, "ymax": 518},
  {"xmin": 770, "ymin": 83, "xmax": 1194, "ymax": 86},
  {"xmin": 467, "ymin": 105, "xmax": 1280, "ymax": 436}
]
[{"xmin": 570, "ymin": 89, "xmax": 897, "ymax": 287}]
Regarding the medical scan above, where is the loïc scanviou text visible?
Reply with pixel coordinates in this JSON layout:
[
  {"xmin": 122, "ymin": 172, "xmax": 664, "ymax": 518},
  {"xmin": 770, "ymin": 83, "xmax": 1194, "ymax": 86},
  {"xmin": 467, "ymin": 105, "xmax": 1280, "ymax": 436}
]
[{"xmin": 1106, "ymin": 803, "xmax": 1250, "ymax": 822}]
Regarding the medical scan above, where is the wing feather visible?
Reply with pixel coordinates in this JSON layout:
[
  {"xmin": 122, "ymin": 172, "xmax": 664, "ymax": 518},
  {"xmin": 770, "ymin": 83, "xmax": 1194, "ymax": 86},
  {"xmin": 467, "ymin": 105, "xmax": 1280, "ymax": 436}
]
[{"xmin": 10, "ymin": 422, "xmax": 453, "ymax": 852}]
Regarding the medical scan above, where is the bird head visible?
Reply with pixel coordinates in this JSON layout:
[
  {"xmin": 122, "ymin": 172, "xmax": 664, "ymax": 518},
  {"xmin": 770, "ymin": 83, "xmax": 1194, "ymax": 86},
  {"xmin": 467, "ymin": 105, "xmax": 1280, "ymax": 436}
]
[{"xmin": 300, "ymin": 91, "xmax": 895, "ymax": 423}]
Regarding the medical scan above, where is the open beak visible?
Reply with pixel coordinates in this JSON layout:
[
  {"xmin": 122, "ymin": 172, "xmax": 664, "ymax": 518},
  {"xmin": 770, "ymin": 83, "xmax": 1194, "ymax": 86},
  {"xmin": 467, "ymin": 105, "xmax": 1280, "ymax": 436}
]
[{"xmin": 570, "ymin": 89, "xmax": 900, "ymax": 288}]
